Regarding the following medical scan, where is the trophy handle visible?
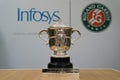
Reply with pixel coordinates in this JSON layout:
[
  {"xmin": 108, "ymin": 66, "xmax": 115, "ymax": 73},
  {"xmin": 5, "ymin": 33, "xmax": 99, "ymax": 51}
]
[
  {"xmin": 38, "ymin": 30, "xmax": 49, "ymax": 45},
  {"xmin": 71, "ymin": 30, "xmax": 81, "ymax": 44}
]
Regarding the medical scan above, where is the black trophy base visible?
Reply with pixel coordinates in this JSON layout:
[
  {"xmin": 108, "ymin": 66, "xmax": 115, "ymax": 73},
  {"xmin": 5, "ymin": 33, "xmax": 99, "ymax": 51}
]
[{"xmin": 48, "ymin": 57, "xmax": 73, "ymax": 68}]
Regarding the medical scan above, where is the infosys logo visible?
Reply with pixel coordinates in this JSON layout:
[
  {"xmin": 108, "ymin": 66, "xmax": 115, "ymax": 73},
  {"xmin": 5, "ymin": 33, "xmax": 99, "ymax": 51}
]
[{"xmin": 17, "ymin": 8, "xmax": 60, "ymax": 24}]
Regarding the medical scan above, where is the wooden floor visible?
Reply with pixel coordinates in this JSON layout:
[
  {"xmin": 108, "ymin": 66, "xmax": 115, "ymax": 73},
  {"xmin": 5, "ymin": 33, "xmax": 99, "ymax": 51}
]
[{"xmin": 0, "ymin": 69, "xmax": 120, "ymax": 80}]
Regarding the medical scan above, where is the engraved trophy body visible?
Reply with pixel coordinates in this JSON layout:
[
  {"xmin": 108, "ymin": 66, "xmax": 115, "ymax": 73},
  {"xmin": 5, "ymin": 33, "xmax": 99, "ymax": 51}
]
[{"xmin": 39, "ymin": 20, "xmax": 81, "ymax": 70}]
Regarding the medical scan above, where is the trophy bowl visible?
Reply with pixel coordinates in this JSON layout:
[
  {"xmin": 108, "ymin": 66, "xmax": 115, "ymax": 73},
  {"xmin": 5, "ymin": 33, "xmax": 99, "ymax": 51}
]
[{"xmin": 49, "ymin": 27, "xmax": 72, "ymax": 57}]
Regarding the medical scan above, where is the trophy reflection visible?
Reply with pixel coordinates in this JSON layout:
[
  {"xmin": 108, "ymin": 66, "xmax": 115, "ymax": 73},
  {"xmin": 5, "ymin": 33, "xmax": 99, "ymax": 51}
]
[{"xmin": 39, "ymin": 20, "xmax": 81, "ymax": 69}]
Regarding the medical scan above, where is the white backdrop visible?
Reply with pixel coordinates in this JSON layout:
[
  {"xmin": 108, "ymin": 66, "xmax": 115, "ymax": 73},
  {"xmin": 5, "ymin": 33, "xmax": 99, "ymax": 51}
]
[{"xmin": 0, "ymin": 0, "xmax": 120, "ymax": 70}]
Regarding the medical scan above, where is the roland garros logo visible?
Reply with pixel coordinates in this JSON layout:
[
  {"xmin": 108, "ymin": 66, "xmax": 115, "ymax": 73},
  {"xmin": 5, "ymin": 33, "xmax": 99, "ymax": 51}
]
[{"xmin": 82, "ymin": 3, "xmax": 112, "ymax": 32}]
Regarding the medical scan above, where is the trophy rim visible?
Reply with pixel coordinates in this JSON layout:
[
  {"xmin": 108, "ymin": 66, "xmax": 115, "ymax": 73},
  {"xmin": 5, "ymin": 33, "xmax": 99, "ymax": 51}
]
[{"xmin": 48, "ymin": 26, "xmax": 73, "ymax": 29}]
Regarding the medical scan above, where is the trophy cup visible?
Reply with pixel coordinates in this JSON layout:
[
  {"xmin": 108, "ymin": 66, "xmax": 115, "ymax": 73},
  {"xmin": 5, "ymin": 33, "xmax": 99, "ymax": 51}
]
[{"xmin": 39, "ymin": 20, "xmax": 81, "ymax": 75}]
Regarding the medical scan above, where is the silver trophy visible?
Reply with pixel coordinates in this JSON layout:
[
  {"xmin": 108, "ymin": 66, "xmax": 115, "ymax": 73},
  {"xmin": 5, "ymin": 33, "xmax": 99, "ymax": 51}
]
[{"xmin": 39, "ymin": 20, "xmax": 81, "ymax": 69}]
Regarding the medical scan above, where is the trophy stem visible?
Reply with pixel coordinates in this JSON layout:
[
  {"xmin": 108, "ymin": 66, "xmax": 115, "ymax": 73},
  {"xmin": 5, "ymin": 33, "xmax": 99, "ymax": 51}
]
[{"xmin": 52, "ymin": 51, "xmax": 69, "ymax": 57}]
